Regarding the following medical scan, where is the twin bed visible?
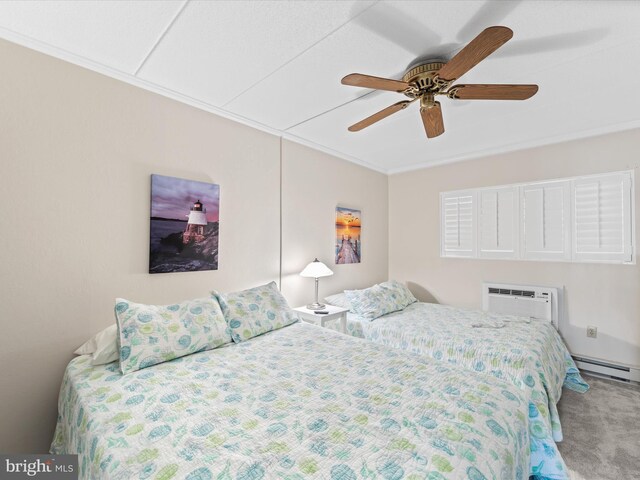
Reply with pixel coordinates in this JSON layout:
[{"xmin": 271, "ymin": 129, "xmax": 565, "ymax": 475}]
[
  {"xmin": 334, "ymin": 282, "xmax": 588, "ymax": 480},
  {"xmin": 52, "ymin": 281, "xmax": 587, "ymax": 480},
  {"xmin": 344, "ymin": 302, "xmax": 588, "ymax": 480}
]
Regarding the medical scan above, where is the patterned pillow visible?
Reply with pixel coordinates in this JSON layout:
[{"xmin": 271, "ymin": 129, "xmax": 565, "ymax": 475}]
[
  {"xmin": 345, "ymin": 280, "xmax": 417, "ymax": 320},
  {"xmin": 115, "ymin": 297, "xmax": 231, "ymax": 375},
  {"xmin": 213, "ymin": 281, "xmax": 297, "ymax": 343},
  {"xmin": 380, "ymin": 280, "xmax": 417, "ymax": 309}
]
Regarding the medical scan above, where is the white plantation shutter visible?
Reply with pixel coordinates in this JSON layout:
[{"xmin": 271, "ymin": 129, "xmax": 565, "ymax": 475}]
[
  {"xmin": 478, "ymin": 187, "xmax": 519, "ymax": 258},
  {"xmin": 441, "ymin": 191, "xmax": 476, "ymax": 257},
  {"xmin": 522, "ymin": 181, "xmax": 571, "ymax": 260},
  {"xmin": 439, "ymin": 171, "xmax": 633, "ymax": 264},
  {"xmin": 573, "ymin": 172, "xmax": 633, "ymax": 262}
]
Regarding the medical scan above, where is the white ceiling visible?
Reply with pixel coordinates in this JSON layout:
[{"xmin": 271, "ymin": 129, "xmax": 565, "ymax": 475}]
[{"xmin": 2, "ymin": 0, "xmax": 640, "ymax": 173}]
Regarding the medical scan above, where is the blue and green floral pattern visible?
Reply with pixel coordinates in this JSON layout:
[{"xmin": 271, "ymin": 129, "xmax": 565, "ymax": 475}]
[
  {"xmin": 346, "ymin": 302, "xmax": 589, "ymax": 480},
  {"xmin": 345, "ymin": 281, "xmax": 417, "ymax": 320},
  {"xmin": 381, "ymin": 280, "xmax": 417, "ymax": 309},
  {"xmin": 213, "ymin": 281, "xmax": 297, "ymax": 342},
  {"xmin": 51, "ymin": 322, "xmax": 530, "ymax": 480},
  {"xmin": 115, "ymin": 297, "xmax": 230, "ymax": 375}
]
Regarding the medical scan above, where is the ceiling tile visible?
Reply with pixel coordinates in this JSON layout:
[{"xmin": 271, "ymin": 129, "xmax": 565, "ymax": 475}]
[
  {"xmin": 224, "ymin": 24, "xmax": 414, "ymax": 131},
  {"xmin": 0, "ymin": 0, "xmax": 184, "ymax": 73},
  {"xmin": 137, "ymin": 0, "xmax": 374, "ymax": 107}
]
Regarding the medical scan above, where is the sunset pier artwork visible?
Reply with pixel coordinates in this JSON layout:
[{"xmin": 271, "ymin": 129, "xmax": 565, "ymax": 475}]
[{"xmin": 335, "ymin": 206, "xmax": 362, "ymax": 264}]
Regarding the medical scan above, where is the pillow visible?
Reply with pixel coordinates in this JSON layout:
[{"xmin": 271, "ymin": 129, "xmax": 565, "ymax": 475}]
[
  {"xmin": 324, "ymin": 292, "xmax": 352, "ymax": 310},
  {"xmin": 345, "ymin": 280, "xmax": 417, "ymax": 320},
  {"xmin": 380, "ymin": 280, "xmax": 417, "ymax": 309},
  {"xmin": 213, "ymin": 281, "xmax": 297, "ymax": 343},
  {"xmin": 74, "ymin": 324, "xmax": 118, "ymax": 365},
  {"xmin": 115, "ymin": 297, "xmax": 230, "ymax": 375}
]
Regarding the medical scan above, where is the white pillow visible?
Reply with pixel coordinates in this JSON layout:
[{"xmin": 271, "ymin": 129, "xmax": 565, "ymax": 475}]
[
  {"xmin": 323, "ymin": 292, "xmax": 352, "ymax": 310},
  {"xmin": 74, "ymin": 324, "xmax": 118, "ymax": 365}
]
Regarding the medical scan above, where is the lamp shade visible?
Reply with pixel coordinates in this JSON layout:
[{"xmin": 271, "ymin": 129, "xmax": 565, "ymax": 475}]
[{"xmin": 300, "ymin": 258, "xmax": 333, "ymax": 278}]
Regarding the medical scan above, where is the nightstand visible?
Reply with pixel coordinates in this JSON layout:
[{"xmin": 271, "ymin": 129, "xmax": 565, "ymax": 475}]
[{"xmin": 293, "ymin": 305, "xmax": 349, "ymax": 334}]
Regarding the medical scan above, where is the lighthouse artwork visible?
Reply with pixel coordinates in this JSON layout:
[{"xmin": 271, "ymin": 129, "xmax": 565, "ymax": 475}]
[
  {"xmin": 149, "ymin": 174, "xmax": 220, "ymax": 273},
  {"xmin": 183, "ymin": 200, "xmax": 207, "ymax": 244}
]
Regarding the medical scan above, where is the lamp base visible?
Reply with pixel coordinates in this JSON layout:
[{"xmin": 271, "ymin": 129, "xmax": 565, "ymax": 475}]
[{"xmin": 306, "ymin": 302, "xmax": 326, "ymax": 310}]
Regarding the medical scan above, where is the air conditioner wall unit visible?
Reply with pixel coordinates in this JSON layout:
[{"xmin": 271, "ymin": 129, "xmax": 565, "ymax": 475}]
[{"xmin": 482, "ymin": 282, "xmax": 559, "ymax": 328}]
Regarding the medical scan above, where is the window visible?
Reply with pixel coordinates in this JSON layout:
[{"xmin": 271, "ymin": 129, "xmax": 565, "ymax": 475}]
[
  {"xmin": 440, "ymin": 191, "xmax": 476, "ymax": 258},
  {"xmin": 440, "ymin": 170, "xmax": 634, "ymax": 264}
]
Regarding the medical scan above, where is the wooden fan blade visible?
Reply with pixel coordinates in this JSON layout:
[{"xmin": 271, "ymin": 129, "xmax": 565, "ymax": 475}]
[
  {"xmin": 348, "ymin": 100, "xmax": 412, "ymax": 132},
  {"xmin": 342, "ymin": 73, "xmax": 410, "ymax": 92},
  {"xmin": 437, "ymin": 26, "xmax": 513, "ymax": 81},
  {"xmin": 449, "ymin": 84, "xmax": 538, "ymax": 100},
  {"xmin": 420, "ymin": 102, "xmax": 444, "ymax": 138}
]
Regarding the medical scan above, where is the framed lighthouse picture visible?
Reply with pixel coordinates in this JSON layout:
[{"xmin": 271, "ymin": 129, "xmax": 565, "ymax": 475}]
[{"xmin": 149, "ymin": 174, "xmax": 220, "ymax": 274}]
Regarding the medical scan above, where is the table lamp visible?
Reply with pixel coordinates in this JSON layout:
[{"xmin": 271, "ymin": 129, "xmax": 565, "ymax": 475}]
[{"xmin": 300, "ymin": 258, "xmax": 334, "ymax": 310}]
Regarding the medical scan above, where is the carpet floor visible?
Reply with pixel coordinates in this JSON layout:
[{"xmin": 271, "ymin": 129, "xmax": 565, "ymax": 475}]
[{"xmin": 557, "ymin": 374, "xmax": 640, "ymax": 480}]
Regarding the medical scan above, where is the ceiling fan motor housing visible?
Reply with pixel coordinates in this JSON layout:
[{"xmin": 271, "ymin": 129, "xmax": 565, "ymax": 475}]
[{"xmin": 402, "ymin": 61, "xmax": 450, "ymax": 98}]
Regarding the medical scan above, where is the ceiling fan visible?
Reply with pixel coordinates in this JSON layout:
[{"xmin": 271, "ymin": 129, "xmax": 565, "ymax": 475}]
[{"xmin": 341, "ymin": 26, "xmax": 538, "ymax": 138}]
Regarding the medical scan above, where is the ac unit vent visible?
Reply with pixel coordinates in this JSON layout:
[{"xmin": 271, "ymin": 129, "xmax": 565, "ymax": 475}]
[{"xmin": 488, "ymin": 287, "xmax": 536, "ymax": 298}]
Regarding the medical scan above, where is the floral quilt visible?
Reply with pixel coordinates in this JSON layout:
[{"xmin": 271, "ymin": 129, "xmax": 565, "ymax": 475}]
[
  {"xmin": 345, "ymin": 302, "xmax": 589, "ymax": 480},
  {"xmin": 52, "ymin": 322, "xmax": 530, "ymax": 480}
]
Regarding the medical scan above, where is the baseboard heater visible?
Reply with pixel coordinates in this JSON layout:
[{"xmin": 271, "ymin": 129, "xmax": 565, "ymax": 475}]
[{"xmin": 572, "ymin": 355, "xmax": 640, "ymax": 383}]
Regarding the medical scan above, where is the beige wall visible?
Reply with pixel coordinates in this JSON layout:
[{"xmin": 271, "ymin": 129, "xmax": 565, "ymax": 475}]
[
  {"xmin": 281, "ymin": 141, "xmax": 388, "ymax": 307},
  {"xmin": 0, "ymin": 39, "xmax": 388, "ymax": 452},
  {"xmin": 389, "ymin": 129, "xmax": 640, "ymax": 368}
]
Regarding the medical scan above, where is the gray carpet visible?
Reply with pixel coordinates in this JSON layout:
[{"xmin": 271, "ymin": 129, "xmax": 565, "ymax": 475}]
[{"xmin": 557, "ymin": 374, "xmax": 640, "ymax": 480}]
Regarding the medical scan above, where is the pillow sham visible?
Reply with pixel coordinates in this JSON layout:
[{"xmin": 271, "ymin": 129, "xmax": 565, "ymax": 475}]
[
  {"xmin": 74, "ymin": 324, "xmax": 118, "ymax": 365},
  {"xmin": 380, "ymin": 280, "xmax": 417, "ymax": 310},
  {"xmin": 323, "ymin": 292, "xmax": 352, "ymax": 310},
  {"xmin": 115, "ymin": 297, "xmax": 230, "ymax": 375},
  {"xmin": 213, "ymin": 281, "xmax": 297, "ymax": 343},
  {"xmin": 345, "ymin": 280, "xmax": 416, "ymax": 320}
]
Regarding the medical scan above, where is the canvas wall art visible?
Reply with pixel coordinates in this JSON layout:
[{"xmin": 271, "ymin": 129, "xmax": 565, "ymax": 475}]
[
  {"xmin": 149, "ymin": 174, "xmax": 220, "ymax": 273},
  {"xmin": 335, "ymin": 206, "xmax": 361, "ymax": 264}
]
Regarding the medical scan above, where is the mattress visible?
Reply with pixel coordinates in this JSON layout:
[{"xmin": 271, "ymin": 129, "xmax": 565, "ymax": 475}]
[
  {"xmin": 52, "ymin": 322, "xmax": 530, "ymax": 480},
  {"xmin": 347, "ymin": 302, "xmax": 589, "ymax": 479}
]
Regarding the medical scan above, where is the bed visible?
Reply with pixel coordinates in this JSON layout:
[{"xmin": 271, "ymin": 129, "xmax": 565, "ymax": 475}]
[
  {"xmin": 52, "ymin": 322, "xmax": 532, "ymax": 480},
  {"xmin": 344, "ymin": 300, "xmax": 589, "ymax": 480}
]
